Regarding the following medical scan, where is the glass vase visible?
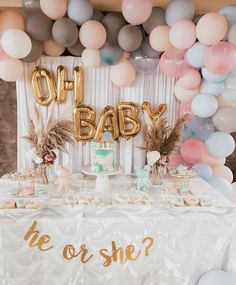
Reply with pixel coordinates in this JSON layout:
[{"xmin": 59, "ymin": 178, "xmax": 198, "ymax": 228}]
[{"xmin": 150, "ymin": 163, "xmax": 163, "ymax": 185}]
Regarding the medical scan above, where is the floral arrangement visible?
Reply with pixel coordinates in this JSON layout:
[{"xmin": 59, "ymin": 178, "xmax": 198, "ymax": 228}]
[
  {"xmin": 143, "ymin": 111, "xmax": 189, "ymax": 168},
  {"xmin": 23, "ymin": 107, "xmax": 74, "ymax": 182}
]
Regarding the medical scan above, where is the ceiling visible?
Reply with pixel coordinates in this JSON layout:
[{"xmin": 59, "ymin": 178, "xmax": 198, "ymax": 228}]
[{"xmin": 0, "ymin": 0, "xmax": 236, "ymax": 14}]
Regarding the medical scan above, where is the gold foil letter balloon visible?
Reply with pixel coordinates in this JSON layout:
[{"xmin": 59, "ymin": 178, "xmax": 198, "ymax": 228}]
[
  {"xmin": 95, "ymin": 106, "xmax": 119, "ymax": 141},
  {"xmin": 31, "ymin": 67, "xmax": 57, "ymax": 106},
  {"xmin": 142, "ymin": 102, "xmax": 167, "ymax": 121},
  {"xmin": 118, "ymin": 102, "xmax": 141, "ymax": 138},
  {"xmin": 74, "ymin": 105, "xmax": 96, "ymax": 141}
]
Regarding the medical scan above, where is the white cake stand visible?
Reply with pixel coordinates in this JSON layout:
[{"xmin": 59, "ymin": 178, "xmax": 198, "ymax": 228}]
[{"xmin": 81, "ymin": 165, "xmax": 123, "ymax": 193}]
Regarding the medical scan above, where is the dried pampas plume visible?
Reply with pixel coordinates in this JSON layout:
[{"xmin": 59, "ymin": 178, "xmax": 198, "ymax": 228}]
[{"xmin": 143, "ymin": 110, "xmax": 188, "ymax": 156}]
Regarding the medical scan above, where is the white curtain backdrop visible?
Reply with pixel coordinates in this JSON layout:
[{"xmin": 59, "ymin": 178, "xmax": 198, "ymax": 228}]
[{"xmin": 16, "ymin": 56, "xmax": 178, "ymax": 174}]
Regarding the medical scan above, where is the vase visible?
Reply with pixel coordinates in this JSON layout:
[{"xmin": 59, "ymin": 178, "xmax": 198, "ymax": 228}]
[{"xmin": 150, "ymin": 163, "xmax": 163, "ymax": 185}]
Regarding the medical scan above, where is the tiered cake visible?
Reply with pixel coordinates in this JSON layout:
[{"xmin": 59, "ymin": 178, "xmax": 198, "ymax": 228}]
[{"xmin": 91, "ymin": 132, "xmax": 116, "ymax": 172}]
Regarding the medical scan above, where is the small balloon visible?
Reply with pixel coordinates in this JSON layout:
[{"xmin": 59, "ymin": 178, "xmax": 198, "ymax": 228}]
[
  {"xmin": 52, "ymin": 18, "xmax": 78, "ymax": 48},
  {"xmin": 122, "ymin": 0, "xmax": 152, "ymax": 25},
  {"xmin": 67, "ymin": 40, "xmax": 84, "ymax": 57},
  {"xmin": 192, "ymin": 163, "xmax": 213, "ymax": 180},
  {"xmin": 212, "ymin": 106, "xmax": 236, "ymax": 133},
  {"xmin": 179, "ymin": 68, "xmax": 201, "ymax": 89},
  {"xmin": 40, "ymin": 0, "xmax": 67, "ymax": 20},
  {"xmin": 67, "ymin": 0, "xmax": 93, "ymax": 25},
  {"xmin": 180, "ymin": 139, "xmax": 207, "ymax": 165},
  {"xmin": 26, "ymin": 12, "xmax": 53, "ymax": 41},
  {"xmin": 44, "ymin": 38, "xmax": 65, "ymax": 56},
  {"xmin": 118, "ymin": 25, "xmax": 143, "ymax": 52},
  {"xmin": 165, "ymin": 0, "xmax": 195, "ymax": 26},
  {"xmin": 206, "ymin": 131, "xmax": 235, "ymax": 158},
  {"xmin": 201, "ymin": 154, "xmax": 226, "ymax": 166},
  {"xmin": 82, "ymin": 49, "xmax": 101, "ymax": 67},
  {"xmin": 204, "ymin": 42, "xmax": 236, "ymax": 74},
  {"xmin": 22, "ymin": 38, "xmax": 43, "ymax": 62},
  {"xmin": 102, "ymin": 13, "xmax": 126, "ymax": 45},
  {"xmin": 142, "ymin": 7, "xmax": 166, "ymax": 34},
  {"xmin": 149, "ymin": 25, "xmax": 171, "ymax": 52},
  {"xmin": 191, "ymin": 94, "xmax": 218, "ymax": 118},
  {"xmin": 130, "ymin": 53, "xmax": 159, "ymax": 73},
  {"xmin": 185, "ymin": 42, "xmax": 208, "ymax": 69},
  {"xmin": 110, "ymin": 59, "xmax": 136, "ymax": 87},
  {"xmin": 99, "ymin": 43, "xmax": 123, "ymax": 65}
]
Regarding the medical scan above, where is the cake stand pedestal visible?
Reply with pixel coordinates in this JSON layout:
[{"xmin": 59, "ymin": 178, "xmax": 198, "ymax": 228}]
[{"xmin": 81, "ymin": 165, "xmax": 123, "ymax": 193}]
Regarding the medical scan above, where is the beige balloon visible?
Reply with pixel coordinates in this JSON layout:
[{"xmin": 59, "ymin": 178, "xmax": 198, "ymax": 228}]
[{"xmin": 212, "ymin": 106, "xmax": 236, "ymax": 133}]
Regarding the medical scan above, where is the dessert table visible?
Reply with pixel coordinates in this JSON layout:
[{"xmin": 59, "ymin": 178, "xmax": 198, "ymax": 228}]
[{"xmin": 0, "ymin": 174, "xmax": 236, "ymax": 285}]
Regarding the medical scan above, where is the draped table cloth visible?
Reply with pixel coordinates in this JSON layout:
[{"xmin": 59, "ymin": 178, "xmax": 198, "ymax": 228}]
[{"xmin": 0, "ymin": 176, "xmax": 236, "ymax": 285}]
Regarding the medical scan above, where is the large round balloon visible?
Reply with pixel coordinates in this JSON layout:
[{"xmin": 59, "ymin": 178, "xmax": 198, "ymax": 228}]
[
  {"xmin": 208, "ymin": 176, "xmax": 233, "ymax": 199},
  {"xmin": 142, "ymin": 7, "xmax": 166, "ymax": 34},
  {"xmin": 174, "ymin": 80, "xmax": 199, "ymax": 102},
  {"xmin": 212, "ymin": 165, "xmax": 233, "ymax": 183},
  {"xmin": 26, "ymin": 12, "xmax": 53, "ymax": 41},
  {"xmin": 204, "ymin": 42, "xmax": 236, "ymax": 74},
  {"xmin": 122, "ymin": 0, "xmax": 152, "ymax": 25},
  {"xmin": 118, "ymin": 25, "xmax": 143, "ymax": 52},
  {"xmin": 22, "ymin": 38, "xmax": 43, "ymax": 62},
  {"xmin": 0, "ymin": 58, "xmax": 24, "ymax": 82},
  {"xmin": 212, "ymin": 107, "xmax": 236, "ymax": 133},
  {"xmin": 1, "ymin": 29, "xmax": 32, "ymax": 59},
  {"xmin": 192, "ymin": 163, "xmax": 213, "ymax": 180},
  {"xmin": 169, "ymin": 20, "xmax": 196, "ymax": 49},
  {"xmin": 185, "ymin": 42, "xmax": 208, "ymax": 69},
  {"xmin": 196, "ymin": 12, "xmax": 228, "ymax": 45},
  {"xmin": 68, "ymin": 0, "xmax": 93, "ymax": 25},
  {"xmin": 185, "ymin": 116, "xmax": 215, "ymax": 141},
  {"xmin": 200, "ymin": 80, "xmax": 224, "ymax": 96},
  {"xmin": 201, "ymin": 67, "xmax": 228, "ymax": 83},
  {"xmin": 52, "ymin": 18, "xmax": 78, "ymax": 47},
  {"xmin": 206, "ymin": 131, "xmax": 235, "ymax": 158},
  {"xmin": 110, "ymin": 59, "xmax": 136, "ymax": 87},
  {"xmin": 67, "ymin": 40, "xmax": 84, "ymax": 57},
  {"xmin": 82, "ymin": 48, "xmax": 100, "ymax": 67},
  {"xmin": 79, "ymin": 20, "xmax": 107, "ymax": 49},
  {"xmin": 0, "ymin": 10, "xmax": 25, "ymax": 35},
  {"xmin": 40, "ymin": 0, "xmax": 67, "ymax": 20},
  {"xmin": 165, "ymin": 0, "xmax": 194, "ymax": 26},
  {"xmin": 102, "ymin": 13, "xmax": 126, "ymax": 45},
  {"xmin": 159, "ymin": 51, "xmax": 188, "ymax": 77},
  {"xmin": 44, "ymin": 38, "xmax": 65, "ymax": 56},
  {"xmin": 228, "ymin": 24, "xmax": 236, "ymax": 46},
  {"xmin": 180, "ymin": 139, "xmax": 207, "ymax": 164},
  {"xmin": 191, "ymin": 94, "xmax": 218, "ymax": 118},
  {"xmin": 149, "ymin": 25, "xmax": 171, "ymax": 52},
  {"xmin": 179, "ymin": 68, "xmax": 201, "ymax": 89},
  {"xmin": 100, "ymin": 43, "xmax": 123, "ymax": 65}
]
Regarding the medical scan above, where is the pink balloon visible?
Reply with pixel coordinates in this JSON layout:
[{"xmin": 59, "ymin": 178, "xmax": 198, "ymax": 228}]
[
  {"xmin": 149, "ymin": 25, "xmax": 171, "ymax": 52},
  {"xmin": 122, "ymin": 0, "xmax": 152, "ymax": 25},
  {"xmin": 44, "ymin": 38, "xmax": 65, "ymax": 56},
  {"xmin": 0, "ymin": 58, "xmax": 24, "ymax": 82},
  {"xmin": 180, "ymin": 139, "xmax": 207, "ymax": 164},
  {"xmin": 79, "ymin": 20, "xmax": 106, "ymax": 49},
  {"xmin": 167, "ymin": 153, "xmax": 184, "ymax": 169},
  {"xmin": 110, "ymin": 59, "xmax": 136, "ymax": 87},
  {"xmin": 169, "ymin": 20, "xmax": 196, "ymax": 49},
  {"xmin": 212, "ymin": 165, "xmax": 233, "ymax": 183},
  {"xmin": 205, "ymin": 41, "xmax": 236, "ymax": 74},
  {"xmin": 40, "ymin": 0, "xmax": 67, "ymax": 20},
  {"xmin": 0, "ymin": 10, "xmax": 25, "ymax": 36},
  {"xmin": 196, "ymin": 12, "xmax": 228, "ymax": 45},
  {"xmin": 174, "ymin": 79, "xmax": 199, "ymax": 102},
  {"xmin": 179, "ymin": 68, "xmax": 201, "ymax": 89},
  {"xmin": 159, "ymin": 51, "xmax": 189, "ymax": 77}
]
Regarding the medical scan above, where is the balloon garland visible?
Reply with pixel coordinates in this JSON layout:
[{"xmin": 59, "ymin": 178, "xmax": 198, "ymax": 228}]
[{"xmin": 0, "ymin": 0, "xmax": 236, "ymax": 200}]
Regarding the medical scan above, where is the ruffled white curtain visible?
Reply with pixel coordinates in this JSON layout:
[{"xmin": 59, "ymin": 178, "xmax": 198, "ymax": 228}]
[{"xmin": 16, "ymin": 56, "xmax": 178, "ymax": 174}]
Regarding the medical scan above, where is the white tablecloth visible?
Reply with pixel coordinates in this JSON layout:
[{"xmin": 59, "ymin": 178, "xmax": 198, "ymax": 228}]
[{"xmin": 0, "ymin": 176, "xmax": 236, "ymax": 285}]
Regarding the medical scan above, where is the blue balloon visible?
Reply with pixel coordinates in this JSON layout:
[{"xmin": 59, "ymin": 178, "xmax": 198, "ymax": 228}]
[
  {"xmin": 99, "ymin": 43, "xmax": 123, "ymax": 65},
  {"xmin": 192, "ymin": 163, "xmax": 213, "ymax": 180},
  {"xmin": 185, "ymin": 117, "xmax": 215, "ymax": 141},
  {"xmin": 200, "ymin": 80, "xmax": 225, "ymax": 96}
]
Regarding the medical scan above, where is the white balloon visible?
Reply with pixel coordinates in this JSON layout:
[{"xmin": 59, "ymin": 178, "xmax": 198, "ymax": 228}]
[
  {"xmin": 82, "ymin": 48, "xmax": 100, "ymax": 67},
  {"xmin": 201, "ymin": 67, "xmax": 228, "ymax": 83},
  {"xmin": 208, "ymin": 176, "xmax": 233, "ymax": 199},
  {"xmin": 200, "ymin": 80, "xmax": 224, "ymax": 96},
  {"xmin": 206, "ymin": 131, "xmax": 235, "ymax": 158},
  {"xmin": 185, "ymin": 42, "xmax": 208, "ymax": 68},
  {"xmin": 191, "ymin": 94, "xmax": 218, "ymax": 118},
  {"xmin": 1, "ymin": 29, "xmax": 32, "ymax": 59},
  {"xmin": 198, "ymin": 270, "xmax": 236, "ymax": 285}
]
